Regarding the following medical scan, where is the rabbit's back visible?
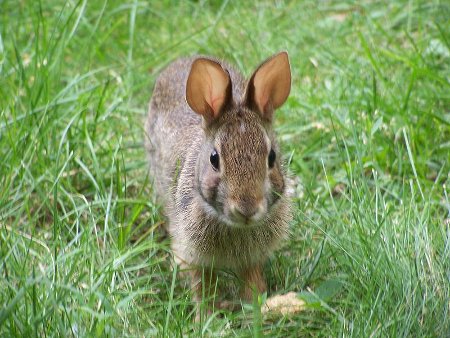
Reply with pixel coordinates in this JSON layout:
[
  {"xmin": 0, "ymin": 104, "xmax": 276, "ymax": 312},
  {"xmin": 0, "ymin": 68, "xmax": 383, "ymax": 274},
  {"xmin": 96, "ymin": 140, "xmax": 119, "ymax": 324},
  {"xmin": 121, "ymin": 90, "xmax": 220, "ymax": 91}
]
[
  {"xmin": 145, "ymin": 58, "xmax": 194, "ymax": 202},
  {"xmin": 149, "ymin": 58, "xmax": 201, "ymax": 129}
]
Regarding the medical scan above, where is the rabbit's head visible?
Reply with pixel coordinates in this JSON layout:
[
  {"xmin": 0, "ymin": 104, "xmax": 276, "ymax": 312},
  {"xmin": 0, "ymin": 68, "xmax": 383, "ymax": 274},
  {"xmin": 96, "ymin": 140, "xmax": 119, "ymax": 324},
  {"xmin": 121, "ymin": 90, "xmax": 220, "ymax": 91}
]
[{"xmin": 186, "ymin": 52, "xmax": 291, "ymax": 227}]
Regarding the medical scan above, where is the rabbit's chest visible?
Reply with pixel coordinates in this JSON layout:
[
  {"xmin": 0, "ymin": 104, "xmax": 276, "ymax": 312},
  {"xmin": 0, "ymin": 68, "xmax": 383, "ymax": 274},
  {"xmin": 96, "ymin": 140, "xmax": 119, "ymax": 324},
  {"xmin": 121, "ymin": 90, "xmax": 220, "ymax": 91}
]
[{"xmin": 173, "ymin": 216, "xmax": 284, "ymax": 269}]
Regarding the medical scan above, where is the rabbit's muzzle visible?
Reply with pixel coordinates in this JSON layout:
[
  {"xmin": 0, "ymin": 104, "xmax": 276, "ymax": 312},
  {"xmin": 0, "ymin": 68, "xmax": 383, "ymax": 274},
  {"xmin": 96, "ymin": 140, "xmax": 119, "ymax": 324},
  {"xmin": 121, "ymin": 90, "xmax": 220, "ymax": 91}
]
[{"xmin": 226, "ymin": 195, "xmax": 268, "ymax": 225}]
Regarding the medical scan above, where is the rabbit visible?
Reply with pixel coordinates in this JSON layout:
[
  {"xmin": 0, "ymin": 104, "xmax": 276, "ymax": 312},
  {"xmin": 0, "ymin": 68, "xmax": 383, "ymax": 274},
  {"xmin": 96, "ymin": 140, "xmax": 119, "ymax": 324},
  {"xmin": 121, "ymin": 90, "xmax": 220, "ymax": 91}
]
[{"xmin": 145, "ymin": 52, "xmax": 292, "ymax": 318}]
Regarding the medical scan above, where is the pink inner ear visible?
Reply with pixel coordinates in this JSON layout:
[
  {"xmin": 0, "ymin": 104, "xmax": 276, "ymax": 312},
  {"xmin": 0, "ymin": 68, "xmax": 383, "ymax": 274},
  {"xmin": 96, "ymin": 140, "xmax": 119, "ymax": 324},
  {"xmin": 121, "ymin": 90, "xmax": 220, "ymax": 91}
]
[
  {"xmin": 210, "ymin": 94, "xmax": 224, "ymax": 116},
  {"xmin": 186, "ymin": 58, "xmax": 231, "ymax": 121},
  {"xmin": 257, "ymin": 88, "xmax": 269, "ymax": 114},
  {"xmin": 251, "ymin": 52, "xmax": 291, "ymax": 118},
  {"xmin": 206, "ymin": 67, "xmax": 229, "ymax": 117}
]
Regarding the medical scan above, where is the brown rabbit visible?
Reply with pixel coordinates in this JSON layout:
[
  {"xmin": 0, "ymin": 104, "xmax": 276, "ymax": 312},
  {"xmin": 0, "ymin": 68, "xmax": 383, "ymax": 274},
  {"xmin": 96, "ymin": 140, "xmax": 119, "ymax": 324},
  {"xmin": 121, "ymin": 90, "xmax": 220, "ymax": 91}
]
[{"xmin": 145, "ymin": 52, "xmax": 292, "ymax": 317}]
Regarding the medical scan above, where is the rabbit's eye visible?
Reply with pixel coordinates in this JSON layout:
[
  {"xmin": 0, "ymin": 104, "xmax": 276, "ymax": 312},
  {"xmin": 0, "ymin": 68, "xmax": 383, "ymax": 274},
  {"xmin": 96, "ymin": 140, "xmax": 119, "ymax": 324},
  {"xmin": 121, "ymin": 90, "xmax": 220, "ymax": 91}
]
[
  {"xmin": 268, "ymin": 149, "xmax": 276, "ymax": 168},
  {"xmin": 210, "ymin": 149, "xmax": 219, "ymax": 171}
]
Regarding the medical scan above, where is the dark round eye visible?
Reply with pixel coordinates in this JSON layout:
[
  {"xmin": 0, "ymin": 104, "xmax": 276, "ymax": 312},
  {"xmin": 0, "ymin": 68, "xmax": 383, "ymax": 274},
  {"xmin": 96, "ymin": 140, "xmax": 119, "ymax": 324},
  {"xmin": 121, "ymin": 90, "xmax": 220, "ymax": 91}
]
[
  {"xmin": 268, "ymin": 148, "xmax": 276, "ymax": 168},
  {"xmin": 210, "ymin": 149, "xmax": 219, "ymax": 171}
]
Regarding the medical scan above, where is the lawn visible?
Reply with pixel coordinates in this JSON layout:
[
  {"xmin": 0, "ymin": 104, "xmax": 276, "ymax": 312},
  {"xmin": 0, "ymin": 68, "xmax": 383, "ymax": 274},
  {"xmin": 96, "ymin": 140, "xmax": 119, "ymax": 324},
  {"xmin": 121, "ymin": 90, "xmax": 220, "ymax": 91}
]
[{"xmin": 1, "ymin": 0, "xmax": 449, "ymax": 336}]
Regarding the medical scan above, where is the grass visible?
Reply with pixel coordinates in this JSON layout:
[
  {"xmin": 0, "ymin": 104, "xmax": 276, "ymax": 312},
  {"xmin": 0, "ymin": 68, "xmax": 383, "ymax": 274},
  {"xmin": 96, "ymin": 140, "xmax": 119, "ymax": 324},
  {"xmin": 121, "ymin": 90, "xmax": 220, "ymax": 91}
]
[{"xmin": 1, "ymin": 0, "xmax": 449, "ymax": 336}]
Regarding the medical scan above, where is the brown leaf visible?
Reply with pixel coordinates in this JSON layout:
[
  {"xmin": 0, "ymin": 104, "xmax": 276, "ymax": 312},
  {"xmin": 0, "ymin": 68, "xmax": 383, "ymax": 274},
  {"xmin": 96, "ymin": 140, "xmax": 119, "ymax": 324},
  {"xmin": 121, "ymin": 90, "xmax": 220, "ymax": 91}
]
[{"xmin": 262, "ymin": 292, "xmax": 305, "ymax": 316}]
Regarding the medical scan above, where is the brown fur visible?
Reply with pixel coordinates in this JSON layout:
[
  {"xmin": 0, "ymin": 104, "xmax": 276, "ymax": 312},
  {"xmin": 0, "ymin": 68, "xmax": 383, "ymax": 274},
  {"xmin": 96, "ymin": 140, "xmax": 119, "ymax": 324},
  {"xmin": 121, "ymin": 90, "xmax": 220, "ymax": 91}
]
[{"xmin": 145, "ymin": 53, "xmax": 292, "ymax": 316}]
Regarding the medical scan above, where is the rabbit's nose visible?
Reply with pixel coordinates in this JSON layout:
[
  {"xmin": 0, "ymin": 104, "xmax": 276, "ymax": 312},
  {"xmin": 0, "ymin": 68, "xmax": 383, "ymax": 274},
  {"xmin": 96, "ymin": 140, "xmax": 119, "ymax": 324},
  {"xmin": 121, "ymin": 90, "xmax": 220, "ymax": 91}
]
[{"xmin": 229, "ymin": 198, "xmax": 266, "ymax": 223}]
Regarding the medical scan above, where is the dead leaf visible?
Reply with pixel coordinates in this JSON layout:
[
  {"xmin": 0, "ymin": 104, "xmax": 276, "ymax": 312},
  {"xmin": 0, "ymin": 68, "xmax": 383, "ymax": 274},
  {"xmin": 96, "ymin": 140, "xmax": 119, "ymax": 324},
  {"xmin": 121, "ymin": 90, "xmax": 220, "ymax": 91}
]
[{"xmin": 262, "ymin": 292, "xmax": 305, "ymax": 316}]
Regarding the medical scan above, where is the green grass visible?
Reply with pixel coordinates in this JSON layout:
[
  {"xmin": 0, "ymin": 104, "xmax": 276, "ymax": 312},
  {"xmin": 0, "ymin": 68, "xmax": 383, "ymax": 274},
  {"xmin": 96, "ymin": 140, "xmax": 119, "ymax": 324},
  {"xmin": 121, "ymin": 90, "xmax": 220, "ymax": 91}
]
[{"xmin": 1, "ymin": 0, "xmax": 449, "ymax": 336}]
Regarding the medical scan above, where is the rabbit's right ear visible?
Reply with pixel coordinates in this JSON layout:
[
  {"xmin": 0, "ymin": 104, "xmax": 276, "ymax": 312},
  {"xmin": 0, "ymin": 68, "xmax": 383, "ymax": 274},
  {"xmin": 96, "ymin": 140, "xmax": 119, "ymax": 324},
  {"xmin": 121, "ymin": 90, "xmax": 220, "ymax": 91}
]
[
  {"xmin": 186, "ymin": 58, "xmax": 232, "ymax": 124},
  {"xmin": 244, "ymin": 52, "xmax": 291, "ymax": 122}
]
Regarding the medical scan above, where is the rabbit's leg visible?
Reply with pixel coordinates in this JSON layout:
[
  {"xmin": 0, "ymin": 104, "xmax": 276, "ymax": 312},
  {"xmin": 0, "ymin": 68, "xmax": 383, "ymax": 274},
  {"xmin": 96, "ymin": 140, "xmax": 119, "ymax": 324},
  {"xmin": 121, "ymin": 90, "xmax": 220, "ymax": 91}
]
[
  {"xmin": 190, "ymin": 267, "xmax": 217, "ymax": 322},
  {"xmin": 240, "ymin": 265, "xmax": 267, "ymax": 301}
]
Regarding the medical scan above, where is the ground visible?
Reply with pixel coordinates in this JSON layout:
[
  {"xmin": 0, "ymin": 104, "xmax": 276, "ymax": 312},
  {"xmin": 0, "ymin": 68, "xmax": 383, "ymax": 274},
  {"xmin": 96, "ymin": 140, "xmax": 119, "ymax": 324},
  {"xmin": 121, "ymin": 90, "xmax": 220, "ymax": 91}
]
[{"xmin": 1, "ymin": 1, "xmax": 449, "ymax": 336}]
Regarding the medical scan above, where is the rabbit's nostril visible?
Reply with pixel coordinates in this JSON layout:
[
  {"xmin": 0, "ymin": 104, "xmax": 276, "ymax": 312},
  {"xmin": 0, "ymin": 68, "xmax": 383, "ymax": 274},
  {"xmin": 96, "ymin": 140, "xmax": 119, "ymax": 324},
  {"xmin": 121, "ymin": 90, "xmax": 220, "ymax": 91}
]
[
  {"xmin": 230, "ymin": 206, "xmax": 251, "ymax": 222},
  {"xmin": 229, "ymin": 199, "xmax": 265, "ymax": 222},
  {"xmin": 232, "ymin": 205, "xmax": 255, "ymax": 219}
]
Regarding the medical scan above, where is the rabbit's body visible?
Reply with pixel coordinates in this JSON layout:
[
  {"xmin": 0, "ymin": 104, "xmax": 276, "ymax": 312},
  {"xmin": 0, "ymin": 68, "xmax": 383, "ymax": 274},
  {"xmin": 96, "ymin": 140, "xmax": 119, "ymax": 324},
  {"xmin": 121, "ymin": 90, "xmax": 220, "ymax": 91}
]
[{"xmin": 145, "ymin": 53, "xmax": 292, "ymax": 313}]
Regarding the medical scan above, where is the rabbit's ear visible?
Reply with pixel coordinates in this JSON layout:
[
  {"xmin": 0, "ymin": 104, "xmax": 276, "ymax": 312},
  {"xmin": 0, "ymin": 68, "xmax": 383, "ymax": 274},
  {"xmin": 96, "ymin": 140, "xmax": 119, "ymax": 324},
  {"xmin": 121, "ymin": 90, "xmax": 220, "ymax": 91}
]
[
  {"xmin": 186, "ymin": 58, "xmax": 232, "ymax": 123},
  {"xmin": 244, "ymin": 52, "xmax": 291, "ymax": 121}
]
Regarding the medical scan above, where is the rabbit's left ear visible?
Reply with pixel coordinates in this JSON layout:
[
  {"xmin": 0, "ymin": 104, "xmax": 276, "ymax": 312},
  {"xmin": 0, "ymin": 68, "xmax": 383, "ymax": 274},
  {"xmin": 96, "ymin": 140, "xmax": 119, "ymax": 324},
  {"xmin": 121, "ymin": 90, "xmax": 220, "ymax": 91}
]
[
  {"xmin": 244, "ymin": 52, "xmax": 291, "ymax": 121},
  {"xmin": 186, "ymin": 58, "xmax": 232, "ymax": 125}
]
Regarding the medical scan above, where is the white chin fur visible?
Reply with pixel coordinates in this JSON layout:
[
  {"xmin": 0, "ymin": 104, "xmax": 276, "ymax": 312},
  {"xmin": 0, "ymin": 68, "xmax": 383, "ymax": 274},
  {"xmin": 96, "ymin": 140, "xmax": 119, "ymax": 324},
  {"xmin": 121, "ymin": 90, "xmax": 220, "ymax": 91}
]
[{"xmin": 199, "ymin": 194, "xmax": 278, "ymax": 229}]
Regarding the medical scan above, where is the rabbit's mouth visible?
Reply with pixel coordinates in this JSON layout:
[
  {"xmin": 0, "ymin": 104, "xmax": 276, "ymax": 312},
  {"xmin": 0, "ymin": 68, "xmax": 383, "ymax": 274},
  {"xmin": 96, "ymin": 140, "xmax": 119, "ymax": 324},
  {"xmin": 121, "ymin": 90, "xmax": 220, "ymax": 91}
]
[
  {"xmin": 197, "ymin": 180, "xmax": 269, "ymax": 227},
  {"xmin": 231, "ymin": 219, "xmax": 263, "ymax": 229},
  {"xmin": 221, "ymin": 217, "xmax": 265, "ymax": 229},
  {"xmin": 221, "ymin": 198, "xmax": 268, "ymax": 227}
]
